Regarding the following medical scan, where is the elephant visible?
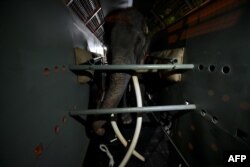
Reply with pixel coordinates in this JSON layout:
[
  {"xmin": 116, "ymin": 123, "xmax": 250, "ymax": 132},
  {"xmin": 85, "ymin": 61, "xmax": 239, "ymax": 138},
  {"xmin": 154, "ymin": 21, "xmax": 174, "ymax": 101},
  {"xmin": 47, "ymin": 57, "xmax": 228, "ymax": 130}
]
[{"xmin": 92, "ymin": 8, "xmax": 149, "ymax": 136}]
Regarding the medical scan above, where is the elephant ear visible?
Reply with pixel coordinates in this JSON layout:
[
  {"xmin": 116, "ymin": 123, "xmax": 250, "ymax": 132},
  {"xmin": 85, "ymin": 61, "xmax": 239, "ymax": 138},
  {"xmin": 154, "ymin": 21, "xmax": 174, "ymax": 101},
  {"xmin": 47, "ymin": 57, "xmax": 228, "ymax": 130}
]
[
  {"xmin": 136, "ymin": 21, "xmax": 150, "ymax": 64},
  {"xmin": 134, "ymin": 32, "xmax": 150, "ymax": 64}
]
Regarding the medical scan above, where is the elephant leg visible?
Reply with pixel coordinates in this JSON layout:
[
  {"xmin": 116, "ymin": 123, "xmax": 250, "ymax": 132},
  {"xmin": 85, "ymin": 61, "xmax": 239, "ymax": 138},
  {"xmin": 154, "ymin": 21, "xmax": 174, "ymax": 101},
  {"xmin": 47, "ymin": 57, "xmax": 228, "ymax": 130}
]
[{"xmin": 92, "ymin": 72, "xmax": 131, "ymax": 136}]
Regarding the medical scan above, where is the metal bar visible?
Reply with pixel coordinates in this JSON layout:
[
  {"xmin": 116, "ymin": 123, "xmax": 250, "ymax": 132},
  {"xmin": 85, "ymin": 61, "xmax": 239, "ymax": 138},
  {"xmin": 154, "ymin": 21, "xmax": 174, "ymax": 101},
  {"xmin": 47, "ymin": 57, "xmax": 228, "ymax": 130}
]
[
  {"xmin": 71, "ymin": 2, "xmax": 87, "ymax": 22},
  {"xmin": 151, "ymin": 112, "xmax": 190, "ymax": 166},
  {"xmin": 161, "ymin": 126, "xmax": 190, "ymax": 167},
  {"xmin": 94, "ymin": 22, "xmax": 104, "ymax": 33},
  {"xmin": 66, "ymin": 0, "xmax": 74, "ymax": 6},
  {"xmin": 75, "ymin": 0, "xmax": 88, "ymax": 19},
  {"xmin": 69, "ymin": 64, "xmax": 194, "ymax": 73},
  {"xmin": 85, "ymin": 7, "xmax": 101, "ymax": 25},
  {"xmin": 70, "ymin": 104, "xmax": 196, "ymax": 115}
]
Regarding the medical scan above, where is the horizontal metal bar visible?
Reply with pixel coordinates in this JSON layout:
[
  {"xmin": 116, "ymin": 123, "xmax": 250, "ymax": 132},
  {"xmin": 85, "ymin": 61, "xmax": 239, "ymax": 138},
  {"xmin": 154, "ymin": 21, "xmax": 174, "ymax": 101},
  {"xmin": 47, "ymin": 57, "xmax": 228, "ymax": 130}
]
[
  {"xmin": 69, "ymin": 64, "xmax": 194, "ymax": 73},
  {"xmin": 70, "ymin": 104, "xmax": 196, "ymax": 115}
]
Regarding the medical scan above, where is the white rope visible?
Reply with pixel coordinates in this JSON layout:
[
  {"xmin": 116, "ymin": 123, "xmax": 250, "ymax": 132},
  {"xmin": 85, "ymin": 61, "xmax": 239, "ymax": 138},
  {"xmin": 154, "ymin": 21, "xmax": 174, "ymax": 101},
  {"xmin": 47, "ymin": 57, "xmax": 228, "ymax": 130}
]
[{"xmin": 99, "ymin": 144, "xmax": 115, "ymax": 167}]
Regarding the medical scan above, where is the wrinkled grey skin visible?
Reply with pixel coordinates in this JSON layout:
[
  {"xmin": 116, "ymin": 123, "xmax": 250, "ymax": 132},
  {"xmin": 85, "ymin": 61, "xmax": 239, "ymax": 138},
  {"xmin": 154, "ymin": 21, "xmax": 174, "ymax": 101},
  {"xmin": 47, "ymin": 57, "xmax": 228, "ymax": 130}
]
[{"xmin": 93, "ymin": 8, "xmax": 149, "ymax": 135}]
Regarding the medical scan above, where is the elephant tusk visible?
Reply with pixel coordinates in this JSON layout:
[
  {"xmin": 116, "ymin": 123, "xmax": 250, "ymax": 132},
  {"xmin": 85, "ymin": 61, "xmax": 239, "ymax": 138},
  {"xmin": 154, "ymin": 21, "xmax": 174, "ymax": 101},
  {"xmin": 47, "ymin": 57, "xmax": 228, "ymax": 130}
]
[{"xmin": 118, "ymin": 76, "xmax": 144, "ymax": 167}]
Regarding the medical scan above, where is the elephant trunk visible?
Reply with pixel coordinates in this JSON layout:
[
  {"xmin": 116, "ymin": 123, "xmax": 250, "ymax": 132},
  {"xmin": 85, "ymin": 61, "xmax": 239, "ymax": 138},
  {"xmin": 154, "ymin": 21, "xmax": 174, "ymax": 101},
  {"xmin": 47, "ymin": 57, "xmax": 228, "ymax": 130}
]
[{"xmin": 92, "ymin": 72, "xmax": 131, "ymax": 135}]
